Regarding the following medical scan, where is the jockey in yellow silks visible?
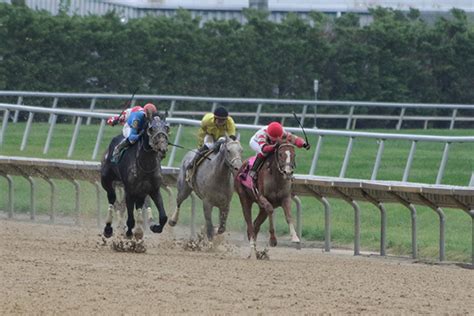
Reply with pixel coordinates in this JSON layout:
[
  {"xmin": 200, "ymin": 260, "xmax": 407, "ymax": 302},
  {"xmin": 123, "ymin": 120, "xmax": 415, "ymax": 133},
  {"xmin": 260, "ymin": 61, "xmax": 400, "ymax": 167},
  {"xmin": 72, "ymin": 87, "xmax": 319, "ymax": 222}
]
[{"xmin": 188, "ymin": 106, "xmax": 237, "ymax": 170}]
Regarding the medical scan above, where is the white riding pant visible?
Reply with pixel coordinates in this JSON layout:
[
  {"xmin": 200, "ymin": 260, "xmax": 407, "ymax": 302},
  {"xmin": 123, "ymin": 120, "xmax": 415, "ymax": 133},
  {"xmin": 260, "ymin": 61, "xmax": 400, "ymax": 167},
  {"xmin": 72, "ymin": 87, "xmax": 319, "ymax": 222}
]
[
  {"xmin": 249, "ymin": 136, "xmax": 263, "ymax": 155},
  {"xmin": 122, "ymin": 123, "xmax": 131, "ymax": 138},
  {"xmin": 203, "ymin": 134, "xmax": 215, "ymax": 149}
]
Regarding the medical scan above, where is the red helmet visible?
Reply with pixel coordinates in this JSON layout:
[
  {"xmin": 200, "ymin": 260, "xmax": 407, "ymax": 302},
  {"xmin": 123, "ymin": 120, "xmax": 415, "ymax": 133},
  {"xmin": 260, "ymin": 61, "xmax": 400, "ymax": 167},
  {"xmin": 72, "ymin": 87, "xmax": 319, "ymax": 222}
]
[
  {"xmin": 143, "ymin": 103, "xmax": 157, "ymax": 115},
  {"xmin": 267, "ymin": 122, "xmax": 283, "ymax": 140}
]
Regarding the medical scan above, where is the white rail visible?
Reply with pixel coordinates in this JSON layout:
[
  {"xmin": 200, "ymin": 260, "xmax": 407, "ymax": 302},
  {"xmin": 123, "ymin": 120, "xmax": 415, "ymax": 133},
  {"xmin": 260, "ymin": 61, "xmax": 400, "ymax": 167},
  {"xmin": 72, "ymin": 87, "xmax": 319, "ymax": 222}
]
[
  {"xmin": 1, "ymin": 103, "xmax": 474, "ymax": 186},
  {"xmin": 1, "ymin": 91, "xmax": 473, "ymax": 130}
]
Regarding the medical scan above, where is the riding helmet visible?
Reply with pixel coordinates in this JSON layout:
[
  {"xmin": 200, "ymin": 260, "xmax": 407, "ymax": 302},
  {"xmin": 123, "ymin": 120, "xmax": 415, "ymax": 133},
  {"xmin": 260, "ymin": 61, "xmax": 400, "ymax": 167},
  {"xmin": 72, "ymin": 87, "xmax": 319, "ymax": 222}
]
[
  {"xmin": 267, "ymin": 122, "xmax": 284, "ymax": 139},
  {"xmin": 213, "ymin": 106, "xmax": 228, "ymax": 119},
  {"xmin": 144, "ymin": 103, "xmax": 157, "ymax": 114}
]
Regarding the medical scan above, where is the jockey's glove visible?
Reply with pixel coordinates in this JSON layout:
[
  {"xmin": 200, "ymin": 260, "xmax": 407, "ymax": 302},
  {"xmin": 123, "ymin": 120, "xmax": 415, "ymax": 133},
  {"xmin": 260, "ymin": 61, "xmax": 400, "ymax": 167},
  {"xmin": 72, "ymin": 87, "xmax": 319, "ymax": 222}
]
[
  {"xmin": 107, "ymin": 117, "xmax": 119, "ymax": 126},
  {"xmin": 295, "ymin": 137, "xmax": 305, "ymax": 148},
  {"xmin": 262, "ymin": 144, "xmax": 276, "ymax": 153}
]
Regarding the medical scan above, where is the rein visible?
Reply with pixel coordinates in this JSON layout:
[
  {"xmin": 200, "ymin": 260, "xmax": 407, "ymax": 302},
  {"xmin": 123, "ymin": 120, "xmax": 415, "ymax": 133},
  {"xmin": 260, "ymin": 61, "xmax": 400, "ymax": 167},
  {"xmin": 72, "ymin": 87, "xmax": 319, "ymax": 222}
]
[{"xmin": 274, "ymin": 143, "xmax": 296, "ymax": 176}]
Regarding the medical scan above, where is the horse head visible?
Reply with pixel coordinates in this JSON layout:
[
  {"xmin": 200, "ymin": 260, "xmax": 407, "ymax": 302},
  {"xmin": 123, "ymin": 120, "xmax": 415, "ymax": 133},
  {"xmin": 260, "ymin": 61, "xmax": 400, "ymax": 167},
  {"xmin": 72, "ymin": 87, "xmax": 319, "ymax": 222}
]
[
  {"xmin": 219, "ymin": 136, "xmax": 243, "ymax": 173},
  {"xmin": 274, "ymin": 142, "xmax": 296, "ymax": 180},
  {"xmin": 146, "ymin": 116, "xmax": 169, "ymax": 156}
]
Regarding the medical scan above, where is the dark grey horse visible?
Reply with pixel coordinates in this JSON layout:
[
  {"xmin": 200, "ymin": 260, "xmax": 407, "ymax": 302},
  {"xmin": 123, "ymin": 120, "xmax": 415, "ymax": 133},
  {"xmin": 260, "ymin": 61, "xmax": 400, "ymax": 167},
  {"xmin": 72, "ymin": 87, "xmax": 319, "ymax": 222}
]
[
  {"xmin": 169, "ymin": 137, "xmax": 243, "ymax": 241},
  {"xmin": 101, "ymin": 115, "xmax": 169, "ymax": 240}
]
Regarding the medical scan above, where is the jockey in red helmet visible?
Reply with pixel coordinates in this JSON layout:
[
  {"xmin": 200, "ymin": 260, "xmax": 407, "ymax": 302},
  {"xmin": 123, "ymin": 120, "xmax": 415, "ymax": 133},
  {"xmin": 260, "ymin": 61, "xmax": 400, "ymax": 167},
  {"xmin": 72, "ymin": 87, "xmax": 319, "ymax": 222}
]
[{"xmin": 248, "ymin": 121, "xmax": 310, "ymax": 181}]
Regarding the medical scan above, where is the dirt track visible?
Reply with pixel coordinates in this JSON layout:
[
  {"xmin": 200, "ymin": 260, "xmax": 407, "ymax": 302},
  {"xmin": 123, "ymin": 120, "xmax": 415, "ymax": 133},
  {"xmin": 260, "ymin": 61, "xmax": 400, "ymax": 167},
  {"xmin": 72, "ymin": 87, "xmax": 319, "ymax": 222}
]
[{"xmin": 1, "ymin": 219, "xmax": 473, "ymax": 315}]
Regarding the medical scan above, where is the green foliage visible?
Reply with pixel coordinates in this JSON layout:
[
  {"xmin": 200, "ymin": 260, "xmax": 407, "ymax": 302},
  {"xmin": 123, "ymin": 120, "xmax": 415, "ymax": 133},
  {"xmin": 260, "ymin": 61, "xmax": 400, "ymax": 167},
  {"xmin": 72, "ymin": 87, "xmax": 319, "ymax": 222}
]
[{"xmin": 0, "ymin": 5, "xmax": 473, "ymax": 104}]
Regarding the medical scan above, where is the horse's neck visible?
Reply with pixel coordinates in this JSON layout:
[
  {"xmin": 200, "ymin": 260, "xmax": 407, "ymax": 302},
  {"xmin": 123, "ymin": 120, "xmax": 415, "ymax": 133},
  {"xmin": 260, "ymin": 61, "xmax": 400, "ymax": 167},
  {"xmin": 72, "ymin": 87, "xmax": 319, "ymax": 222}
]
[
  {"xmin": 265, "ymin": 155, "xmax": 288, "ymax": 185},
  {"xmin": 137, "ymin": 138, "xmax": 158, "ymax": 167},
  {"xmin": 213, "ymin": 148, "xmax": 230, "ymax": 174}
]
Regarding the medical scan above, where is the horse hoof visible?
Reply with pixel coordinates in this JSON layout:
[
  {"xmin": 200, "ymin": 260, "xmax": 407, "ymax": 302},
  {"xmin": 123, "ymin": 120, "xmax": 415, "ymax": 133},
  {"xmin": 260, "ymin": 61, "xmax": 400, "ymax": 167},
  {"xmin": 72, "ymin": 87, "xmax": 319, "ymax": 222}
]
[
  {"xmin": 168, "ymin": 219, "xmax": 177, "ymax": 227},
  {"xmin": 269, "ymin": 238, "xmax": 277, "ymax": 247},
  {"xmin": 103, "ymin": 226, "xmax": 113, "ymax": 238},
  {"xmin": 217, "ymin": 227, "xmax": 226, "ymax": 234},
  {"xmin": 126, "ymin": 230, "xmax": 133, "ymax": 239},
  {"xmin": 150, "ymin": 224, "xmax": 164, "ymax": 234}
]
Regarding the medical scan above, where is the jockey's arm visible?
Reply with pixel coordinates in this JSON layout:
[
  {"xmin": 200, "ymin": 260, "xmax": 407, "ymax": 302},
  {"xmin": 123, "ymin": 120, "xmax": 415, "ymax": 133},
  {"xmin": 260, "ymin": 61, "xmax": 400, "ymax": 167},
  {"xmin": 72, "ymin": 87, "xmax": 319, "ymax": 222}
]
[
  {"xmin": 197, "ymin": 125, "xmax": 208, "ymax": 147},
  {"xmin": 226, "ymin": 116, "xmax": 237, "ymax": 139},
  {"xmin": 107, "ymin": 115, "xmax": 120, "ymax": 126},
  {"xmin": 286, "ymin": 132, "xmax": 309, "ymax": 149},
  {"xmin": 197, "ymin": 113, "xmax": 215, "ymax": 147},
  {"xmin": 128, "ymin": 125, "xmax": 140, "ymax": 144},
  {"xmin": 126, "ymin": 112, "xmax": 146, "ymax": 144}
]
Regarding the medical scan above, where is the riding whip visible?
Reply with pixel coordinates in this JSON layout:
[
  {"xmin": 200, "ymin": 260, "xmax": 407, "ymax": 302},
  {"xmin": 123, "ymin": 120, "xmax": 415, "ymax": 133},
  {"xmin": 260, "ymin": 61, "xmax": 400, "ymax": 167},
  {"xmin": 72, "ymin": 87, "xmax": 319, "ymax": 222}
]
[
  {"xmin": 168, "ymin": 143, "xmax": 212, "ymax": 160},
  {"xmin": 292, "ymin": 112, "xmax": 310, "ymax": 146},
  {"xmin": 116, "ymin": 87, "xmax": 140, "ymax": 118}
]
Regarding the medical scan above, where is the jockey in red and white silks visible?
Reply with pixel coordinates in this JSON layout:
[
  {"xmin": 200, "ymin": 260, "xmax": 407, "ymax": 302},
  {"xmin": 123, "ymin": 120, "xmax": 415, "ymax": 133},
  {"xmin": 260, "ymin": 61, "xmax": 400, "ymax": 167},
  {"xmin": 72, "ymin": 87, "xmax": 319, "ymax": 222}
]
[{"xmin": 248, "ymin": 122, "xmax": 310, "ymax": 180}]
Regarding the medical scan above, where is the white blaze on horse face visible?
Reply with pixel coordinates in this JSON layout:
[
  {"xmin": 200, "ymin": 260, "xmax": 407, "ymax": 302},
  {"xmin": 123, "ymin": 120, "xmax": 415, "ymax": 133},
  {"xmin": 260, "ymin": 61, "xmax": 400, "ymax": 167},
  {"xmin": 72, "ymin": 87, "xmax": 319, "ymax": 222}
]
[{"xmin": 284, "ymin": 150, "xmax": 292, "ymax": 174}]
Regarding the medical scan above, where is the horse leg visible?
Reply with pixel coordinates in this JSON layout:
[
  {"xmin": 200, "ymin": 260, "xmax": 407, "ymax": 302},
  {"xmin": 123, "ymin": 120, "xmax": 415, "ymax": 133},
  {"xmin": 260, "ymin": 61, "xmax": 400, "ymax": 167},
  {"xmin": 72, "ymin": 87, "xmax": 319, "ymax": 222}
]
[
  {"xmin": 237, "ymin": 189, "xmax": 257, "ymax": 259},
  {"xmin": 133, "ymin": 197, "xmax": 146, "ymax": 240},
  {"xmin": 149, "ymin": 189, "xmax": 168, "ymax": 234},
  {"xmin": 217, "ymin": 205, "xmax": 229, "ymax": 235},
  {"xmin": 203, "ymin": 200, "xmax": 214, "ymax": 241},
  {"xmin": 125, "ymin": 194, "xmax": 135, "ymax": 238},
  {"xmin": 267, "ymin": 207, "xmax": 277, "ymax": 247},
  {"xmin": 116, "ymin": 202, "xmax": 125, "ymax": 236},
  {"xmin": 169, "ymin": 173, "xmax": 192, "ymax": 227},
  {"xmin": 253, "ymin": 206, "xmax": 277, "ymax": 247},
  {"xmin": 101, "ymin": 180, "xmax": 117, "ymax": 238},
  {"xmin": 255, "ymin": 196, "xmax": 277, "ymax": 247},
  {"xmin": 282, "ymin": 197, "xmax": 300, "ymax": 243}
]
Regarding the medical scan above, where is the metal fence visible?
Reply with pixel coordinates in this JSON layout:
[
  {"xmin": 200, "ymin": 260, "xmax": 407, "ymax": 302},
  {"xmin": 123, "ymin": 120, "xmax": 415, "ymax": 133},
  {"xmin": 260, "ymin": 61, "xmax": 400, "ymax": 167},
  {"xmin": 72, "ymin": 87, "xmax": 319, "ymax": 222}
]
[
  {"xmin": 1, "ymin": 102, "xmax": 474, "ymax": 187},
  {"xmin": 1, "ymin": 91, "xmax": 474, "ymax": 130},
  {"xmin": 0, "ymin": 156, "xmax": 472, "ymax": 264}
]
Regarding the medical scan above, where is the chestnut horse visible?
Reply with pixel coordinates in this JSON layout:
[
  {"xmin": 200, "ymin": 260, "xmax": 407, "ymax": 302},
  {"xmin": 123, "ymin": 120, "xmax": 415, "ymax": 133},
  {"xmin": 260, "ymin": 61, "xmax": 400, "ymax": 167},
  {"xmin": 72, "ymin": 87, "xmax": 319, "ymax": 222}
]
[{"xmin": 235, "ymin": 142, "xmax": 299, "ymax": 259}]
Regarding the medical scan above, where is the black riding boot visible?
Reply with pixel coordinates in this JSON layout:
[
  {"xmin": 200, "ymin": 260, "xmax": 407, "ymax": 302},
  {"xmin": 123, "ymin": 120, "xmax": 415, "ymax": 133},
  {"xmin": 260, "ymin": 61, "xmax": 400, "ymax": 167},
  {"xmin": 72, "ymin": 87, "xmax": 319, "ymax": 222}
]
[
  {"xmin": 249, "ymin": 155, "xmax": 265, "ymax": 181},
  {"xmin": 187, "ymin": 145, "xmax": 208, "ymax": 170},
  {"xmin": 111, "ymin": 138, "xmax": 131, "ymax": 163}
]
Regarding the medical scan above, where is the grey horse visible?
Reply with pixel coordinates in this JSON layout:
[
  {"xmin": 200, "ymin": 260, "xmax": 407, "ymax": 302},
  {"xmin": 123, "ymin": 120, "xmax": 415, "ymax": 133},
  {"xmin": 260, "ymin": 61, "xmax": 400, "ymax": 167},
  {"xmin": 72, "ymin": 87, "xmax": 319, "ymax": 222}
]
[{"xmin": 169, "ymin": 137, "xmax": 243, "ymax": 240}]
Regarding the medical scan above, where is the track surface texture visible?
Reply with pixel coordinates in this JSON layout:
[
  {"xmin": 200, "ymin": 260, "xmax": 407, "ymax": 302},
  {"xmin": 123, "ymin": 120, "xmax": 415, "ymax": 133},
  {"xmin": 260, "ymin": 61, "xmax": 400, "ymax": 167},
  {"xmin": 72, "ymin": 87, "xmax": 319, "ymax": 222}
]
[{"xmin": 1, "ymin": 219, "xmax": 473, "ymax": 315}]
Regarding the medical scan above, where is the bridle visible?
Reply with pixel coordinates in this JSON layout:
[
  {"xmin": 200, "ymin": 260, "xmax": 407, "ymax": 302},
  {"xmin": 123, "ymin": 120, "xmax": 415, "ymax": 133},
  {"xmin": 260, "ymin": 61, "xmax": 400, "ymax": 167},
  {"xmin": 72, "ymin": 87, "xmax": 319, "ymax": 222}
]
[
  {"xmin": 137, "ymin": 119, "xmax": 169, "ymax": 173},
  {"xmin": 274, "ymin": 143, "xmax": 296, "ymax": 177},
  {"xmin": 142, "ymin": 119, "xmax": 169, "ymax": 153},
  {"xmin": 222, "ymin": 140, "xmax": 242, "ymax": 171}
]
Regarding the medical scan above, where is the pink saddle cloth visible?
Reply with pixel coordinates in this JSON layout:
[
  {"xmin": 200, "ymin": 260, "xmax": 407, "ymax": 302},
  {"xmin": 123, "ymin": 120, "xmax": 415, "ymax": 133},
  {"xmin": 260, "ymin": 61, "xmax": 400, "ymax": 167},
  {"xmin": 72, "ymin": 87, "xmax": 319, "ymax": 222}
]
[{"xmin": 238, "ymin": 156, "xmax": 256, "ymax": 190}]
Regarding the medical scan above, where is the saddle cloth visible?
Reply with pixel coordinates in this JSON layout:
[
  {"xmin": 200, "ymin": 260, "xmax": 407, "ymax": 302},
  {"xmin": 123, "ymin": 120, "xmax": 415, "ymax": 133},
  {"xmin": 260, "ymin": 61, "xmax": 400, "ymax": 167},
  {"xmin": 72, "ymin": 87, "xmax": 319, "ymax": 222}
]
[{"xmin": 237, "ymin": 156, "xmax": 257, "ymax": 190}]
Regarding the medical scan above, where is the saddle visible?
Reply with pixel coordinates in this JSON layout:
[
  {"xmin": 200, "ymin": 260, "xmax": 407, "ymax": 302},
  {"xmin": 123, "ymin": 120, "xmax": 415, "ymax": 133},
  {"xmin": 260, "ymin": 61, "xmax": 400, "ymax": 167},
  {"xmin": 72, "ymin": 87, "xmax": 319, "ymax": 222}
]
[{"xmin": 185, "ymin": 149, "xmax": 214, "ymax": 184}]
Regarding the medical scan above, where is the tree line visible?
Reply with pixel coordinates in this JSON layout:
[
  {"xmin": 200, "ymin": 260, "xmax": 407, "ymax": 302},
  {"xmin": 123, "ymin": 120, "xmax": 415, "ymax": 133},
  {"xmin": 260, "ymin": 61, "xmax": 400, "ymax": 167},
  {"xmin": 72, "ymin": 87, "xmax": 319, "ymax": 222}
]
[{"xmin": 1, "ymin": 3, "xmax": 473, "ymax": 105}]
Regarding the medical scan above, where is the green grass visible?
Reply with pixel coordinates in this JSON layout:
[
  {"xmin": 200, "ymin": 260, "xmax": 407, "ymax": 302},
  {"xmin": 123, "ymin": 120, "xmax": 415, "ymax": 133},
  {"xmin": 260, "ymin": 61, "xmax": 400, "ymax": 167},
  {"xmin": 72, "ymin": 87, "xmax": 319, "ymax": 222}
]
[{"xmin": 0, "ymin": 122, "xmax": 473, "ymax": 262}]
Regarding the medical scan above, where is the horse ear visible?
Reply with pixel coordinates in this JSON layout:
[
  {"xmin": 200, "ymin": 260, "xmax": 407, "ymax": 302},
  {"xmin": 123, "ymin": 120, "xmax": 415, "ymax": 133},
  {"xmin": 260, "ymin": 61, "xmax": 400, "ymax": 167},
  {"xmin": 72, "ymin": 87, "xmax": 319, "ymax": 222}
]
[{"xmin": 164, "ymin": 110, "xmax": 168, "ymax": 119}]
